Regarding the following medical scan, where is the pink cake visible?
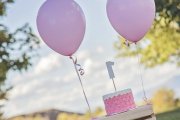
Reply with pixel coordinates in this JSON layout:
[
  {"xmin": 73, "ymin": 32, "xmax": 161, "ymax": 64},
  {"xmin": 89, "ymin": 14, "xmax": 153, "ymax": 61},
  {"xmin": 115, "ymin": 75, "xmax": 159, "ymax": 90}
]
[{"xmin": 103, "ymin": 89, "xmax": 136, "ymax": 115}]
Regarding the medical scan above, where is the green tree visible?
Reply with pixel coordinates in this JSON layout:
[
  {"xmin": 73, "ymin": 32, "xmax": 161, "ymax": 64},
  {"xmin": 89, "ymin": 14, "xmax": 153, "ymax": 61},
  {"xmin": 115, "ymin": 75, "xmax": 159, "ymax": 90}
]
[
  {"xmin": 92, "ymin": 107, "xmax": 105, "ymax": 117},
  {"xmin": 114, "ymin": 0, "xmax": 180, "ymax": 67},
  {"xmin": 33, "ymin": 115, "xmax": 44, "ymax": 120},
  {"xmin": 151, "ymin": 88, "xmax": 177, "ymax": 113},
  {"xmin": 57, "ymin": 113, "xmax": 69, "ymax": 120},
  {"xmin": 10, "ymin": 116, "xmax": 24, "ymax": 120},
  {"xmin": 175, "ymin": 98, "xmax": 180, "ymax": 108},
  {"xmin": 57, "ymin": 108, "xmax": 105, "ymax": 120},
  {"xmin": 0, "ymin": 0, "xmax": 39, "ymax": 119}
]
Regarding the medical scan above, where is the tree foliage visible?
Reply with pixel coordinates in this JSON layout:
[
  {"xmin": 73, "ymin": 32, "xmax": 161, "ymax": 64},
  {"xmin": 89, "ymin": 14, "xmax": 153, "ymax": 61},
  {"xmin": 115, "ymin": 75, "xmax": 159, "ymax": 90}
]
[
  {"xmin": 56, "ymin": 108, "xmax": 104, "ymax": 120},
  {"xmin": 0, "ymin": 0, "xmax": 40, "ymax": 119},
  {"xmin": 151, "ymin": 88, "xmax": 179, "ymax": 113},
  {"xmin": 9, "ymin": 108, "xmax": 105, "ymax": 120},
  {"xmin": 115, "ymin": 0, "xmax": 180, "ymax": 67}
]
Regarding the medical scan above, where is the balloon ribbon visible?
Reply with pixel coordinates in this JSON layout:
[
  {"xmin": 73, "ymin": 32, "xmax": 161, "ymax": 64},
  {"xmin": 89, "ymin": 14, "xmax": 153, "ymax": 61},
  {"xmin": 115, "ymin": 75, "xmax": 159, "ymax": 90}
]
[
  {"xmin": 124, "ymin": 41, "xmax": 148, "ymax": 103},
  {"xmin": 69, "ymin": 56, "xmax": 92, "ymax": 115},
  {"xmin": 135, "ymin": 44, "xmax": 148, "ymax": 103}
]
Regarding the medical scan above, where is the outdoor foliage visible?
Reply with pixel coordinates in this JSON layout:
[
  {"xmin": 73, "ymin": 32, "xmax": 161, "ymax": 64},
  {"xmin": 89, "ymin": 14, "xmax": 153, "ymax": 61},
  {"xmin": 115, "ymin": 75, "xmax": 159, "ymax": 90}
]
[
  {"xmin": 151, "ymin": 88, "xmax": 180, "ymax": 113},
  {"xmin": 9, "ymin": 108, "xmax": 105, "ymax": 120},
  {"xmin": 56, "ymin": 108, "xmax": 104, "ymax": 120},
  {"xmin": 0, "ymin": 0, "xmax": 40, "ymax": 119},
  {"xmin": 115, "ymin": 0, "xmax": 180, "ymax": 67}
]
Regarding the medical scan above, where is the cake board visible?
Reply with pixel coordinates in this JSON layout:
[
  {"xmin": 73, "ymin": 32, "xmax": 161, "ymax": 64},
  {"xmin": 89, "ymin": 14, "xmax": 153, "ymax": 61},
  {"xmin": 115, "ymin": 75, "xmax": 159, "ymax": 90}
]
[{"xmin": 96, "ymin": 104, "xmax": 156, "ymax": 120}]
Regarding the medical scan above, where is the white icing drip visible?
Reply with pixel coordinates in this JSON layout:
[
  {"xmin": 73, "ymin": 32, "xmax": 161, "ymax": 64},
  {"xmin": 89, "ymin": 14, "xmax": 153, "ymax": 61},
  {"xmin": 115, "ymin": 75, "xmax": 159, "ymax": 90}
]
[{"xmin": 103, "ymin": 89, "xmax": 132, "ymax": 100}]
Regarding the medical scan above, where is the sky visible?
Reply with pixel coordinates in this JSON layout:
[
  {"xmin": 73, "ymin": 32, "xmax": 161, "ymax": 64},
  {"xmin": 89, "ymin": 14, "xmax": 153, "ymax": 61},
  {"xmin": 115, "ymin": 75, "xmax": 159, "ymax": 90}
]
[{"xmin": 2, "ymin": 0, "xmax": 180, "ymax": 118}]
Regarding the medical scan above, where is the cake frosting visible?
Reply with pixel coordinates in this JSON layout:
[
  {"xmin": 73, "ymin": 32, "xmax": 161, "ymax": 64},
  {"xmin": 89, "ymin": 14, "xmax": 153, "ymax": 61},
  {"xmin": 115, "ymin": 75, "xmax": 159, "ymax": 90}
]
[{"xmin": 103, "ymin": 89, "xmax": 136, "ymax": 115}]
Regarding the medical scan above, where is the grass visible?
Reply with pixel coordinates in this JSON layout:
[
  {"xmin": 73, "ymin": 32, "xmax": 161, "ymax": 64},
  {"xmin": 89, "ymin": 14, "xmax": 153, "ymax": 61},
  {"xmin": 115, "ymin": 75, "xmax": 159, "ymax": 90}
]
[{"xmin": 156, "ymin": 109, "xmax": 180, "ymax": 120}]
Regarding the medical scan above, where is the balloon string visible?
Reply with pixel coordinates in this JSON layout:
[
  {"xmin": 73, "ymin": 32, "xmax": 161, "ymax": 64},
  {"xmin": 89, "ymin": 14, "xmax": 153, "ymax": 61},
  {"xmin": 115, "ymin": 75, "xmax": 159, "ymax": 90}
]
[
  {"xmin": 124, "ymin": 39, "xmax": 133, "ymax": 47},
  {"xmin": 124, "ymin": 41, "xmax": 148, "ymax": 103},
  {"xmin": 69, "ymin": 56, "xmax": 92, "ymax": 116},
  {"xmin": 135, "ymin": 44, "xmax": 148, "ymax": 103}
]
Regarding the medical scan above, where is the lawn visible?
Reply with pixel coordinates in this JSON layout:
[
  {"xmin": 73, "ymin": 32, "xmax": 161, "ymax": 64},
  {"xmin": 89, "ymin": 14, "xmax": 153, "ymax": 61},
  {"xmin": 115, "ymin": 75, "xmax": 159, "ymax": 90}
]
[{"xmin": 157, "ymin": 109, "xmax": 180, "ymax": 120}]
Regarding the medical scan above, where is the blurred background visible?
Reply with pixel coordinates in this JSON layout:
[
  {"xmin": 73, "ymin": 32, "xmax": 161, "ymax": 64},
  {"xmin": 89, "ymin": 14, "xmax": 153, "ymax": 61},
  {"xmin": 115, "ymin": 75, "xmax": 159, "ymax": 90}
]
[{"xmin": 0, "ymin": 0, "xmax": 180, "ymax": 120}]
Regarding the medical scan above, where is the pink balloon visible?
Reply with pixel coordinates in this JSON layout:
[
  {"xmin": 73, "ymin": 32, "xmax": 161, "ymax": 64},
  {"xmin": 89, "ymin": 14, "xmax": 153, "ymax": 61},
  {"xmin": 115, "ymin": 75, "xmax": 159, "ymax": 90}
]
[
  {"xmin": 107, "ymin": 0, "xmax": 155, "ymax": 43},
  {"xmin": 37, "ymin": 0, "xmax": 86, "ymax": 56}
]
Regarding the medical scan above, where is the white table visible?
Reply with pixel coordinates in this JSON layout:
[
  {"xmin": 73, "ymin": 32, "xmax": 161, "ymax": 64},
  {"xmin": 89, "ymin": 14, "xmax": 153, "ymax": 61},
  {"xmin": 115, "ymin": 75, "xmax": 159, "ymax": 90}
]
[{"xmin": 96, "ymin": 105, "xmax": 156, "ymax": 120}]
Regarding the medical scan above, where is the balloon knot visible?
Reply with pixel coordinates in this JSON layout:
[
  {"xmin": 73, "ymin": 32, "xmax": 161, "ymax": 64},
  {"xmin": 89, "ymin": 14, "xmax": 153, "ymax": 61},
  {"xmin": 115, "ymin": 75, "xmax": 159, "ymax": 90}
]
[{"xmin": 70, "ymin": 56, "xmax": 85, "ymax": 76}]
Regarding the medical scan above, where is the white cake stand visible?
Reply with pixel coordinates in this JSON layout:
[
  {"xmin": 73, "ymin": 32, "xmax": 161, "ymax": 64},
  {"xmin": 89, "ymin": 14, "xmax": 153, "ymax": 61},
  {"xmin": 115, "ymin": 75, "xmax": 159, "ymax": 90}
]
[{"xmin": 96, "ymin": 104, "xmax": 156, "ymax": 120}]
